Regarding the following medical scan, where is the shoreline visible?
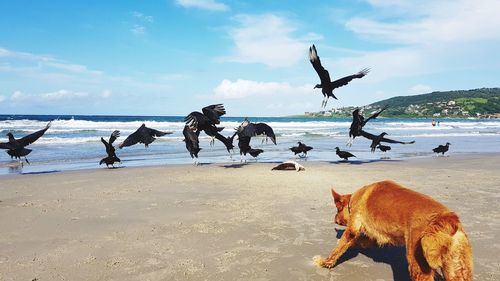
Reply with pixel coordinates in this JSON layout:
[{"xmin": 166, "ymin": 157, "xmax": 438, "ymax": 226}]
[{"xmin": 1, "ymin": 154, "xmax": 499, "ymax": 280}]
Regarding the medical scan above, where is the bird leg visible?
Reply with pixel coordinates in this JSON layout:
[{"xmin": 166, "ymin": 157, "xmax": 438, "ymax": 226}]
[
  {"xmin": 210, "ymin": 137, "xmax": 215, "ymax": 146},
  {"xmin": 346, "ymin": 137, "xmax": 353, "ymax": 147}
]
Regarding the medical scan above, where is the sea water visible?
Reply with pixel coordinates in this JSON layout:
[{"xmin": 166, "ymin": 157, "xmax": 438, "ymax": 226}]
[{"xmin": 1, "ymin": 115, "xmax": 499, "ymax": 175}]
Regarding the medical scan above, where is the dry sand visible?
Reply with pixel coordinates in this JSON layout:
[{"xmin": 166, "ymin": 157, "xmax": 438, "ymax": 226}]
[{"xmin": 0, "ymin": 154, "xmax": 499, "ymax": 281}]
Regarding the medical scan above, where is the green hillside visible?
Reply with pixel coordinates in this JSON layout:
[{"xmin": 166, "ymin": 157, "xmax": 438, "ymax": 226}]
[
  {"xmin": 370, "ymin": 88, "xmax": 500, "ymax": 117},
  {"xmin": 301, "ymin": 88, "xmax": 500, "ymax": 118}
]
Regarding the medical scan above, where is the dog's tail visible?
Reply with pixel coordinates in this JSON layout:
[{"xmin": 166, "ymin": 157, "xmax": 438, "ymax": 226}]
[{"xmin": 420, "ymin": 212, "xmax": 473, "ymax": 280}]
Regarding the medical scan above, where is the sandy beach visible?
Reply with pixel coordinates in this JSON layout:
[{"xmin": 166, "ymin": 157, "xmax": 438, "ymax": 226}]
[{"xmin": 1, "ymin": 154, "xmax": 499, "ymax": 281}]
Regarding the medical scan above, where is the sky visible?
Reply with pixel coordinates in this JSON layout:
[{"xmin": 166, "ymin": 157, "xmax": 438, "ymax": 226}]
[{"xmin": 1, "ymin": 0, "xmax": 499, "ymax": 117}]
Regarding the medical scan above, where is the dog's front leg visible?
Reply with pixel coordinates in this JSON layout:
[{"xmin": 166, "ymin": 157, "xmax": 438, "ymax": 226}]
[{"xmin": 315, "ymin": 228, "xmax": 358, "ymax": 268}]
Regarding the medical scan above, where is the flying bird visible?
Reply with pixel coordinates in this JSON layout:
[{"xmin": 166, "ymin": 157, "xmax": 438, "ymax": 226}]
[
  {"xmin": 433, "ymin": 142, "xmax": 450, "ymax": 156},
  {"xmin": 335, "ymin": 147, "xmax": 356, "ymax": 161},
  {"xmin": 183, "ymin": 125, "xmax": 201, "ymax": 165},
  {"xmin": 290, "ymin": 141, "xmax": 313, "ymax": 158},
  {"xmin": 360, "ymin": 130, "xmax": 415, "ymax": 152},
  {"xmin": 232, "ymin": 119, "xmax": 276, "ymax": 162},
  {"xmin": 99, "ymin": 130, "xmax": 121, "ymax": 168},
  {"xmin": 184, "ymin": 104, "xmax": 234, "ymax": 153},
  {"xmin": 235, "ymin": 118, "xmax": 277, "ymax": 145},
  {"xmin": 348, "ymin": 105, "xmax": 388, "ymax": 146},
  {"xmin": 0, "ymin": 121, "xmax": 51, "ymax": 165},
  {"xmin": 309, "ymin": 44, "xmax": 370, "ymax": 107},
  {"xmin": 119, "ymin": 124, "xmax": 171, "ymax": 149}
]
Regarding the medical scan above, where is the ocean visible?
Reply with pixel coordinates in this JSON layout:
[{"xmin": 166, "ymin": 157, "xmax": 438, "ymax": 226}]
[{"xmin": 1, "ymin": 114, "xmax": 499, "ymax": 175}]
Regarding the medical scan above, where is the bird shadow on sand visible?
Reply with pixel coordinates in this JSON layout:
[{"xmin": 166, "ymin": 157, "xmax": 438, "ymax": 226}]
[
  {"xmin": 221, "ymin": 163, "xmax": 249, "ymax": 169},
  {"xmin": 21, "ymin": 170, "xmax": 61, "ymax": 175},
  {"xmin": 334, "ymin": 230, "xmax": 444, "ymax": 281},
  {"xmin": 329, "ymin": 159, "xmax": 403, "ymax": 165}
]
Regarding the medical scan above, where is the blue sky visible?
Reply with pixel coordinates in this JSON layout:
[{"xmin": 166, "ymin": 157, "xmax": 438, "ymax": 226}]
[{"xmin": 1, "ymin": 0, "xmax": 499, "ymax": 116}]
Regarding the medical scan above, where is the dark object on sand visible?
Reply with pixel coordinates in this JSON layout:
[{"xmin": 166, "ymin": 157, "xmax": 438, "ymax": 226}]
[
  {"xmin": 0, "ymin": 121, "xmax": 51, "ymax": 164},
  {"xmin": 290, "ymin": 141, "xmax": 313, "ymax": 158},
  {"xmin": 271, "ymin": 161, "xmax": 305, "ymax": 172},
  {"xmin": 309, "ymin": 44, "xmax": 370, "ymax": 107},
  {"xmin": 100, "ymin": 130, "xmax": 121, "ymax": 168},
  {"xmin": 119, "ymin": 124, "xmax": 171, "ymax": 148},
  {"xmin": 433, "ymin": 142, "xmax": 450, "ymax": 155},
  {"xmin": 184, "ymin": 104, "xmax": 234, "ymax": 153},
  {"xmin": 335, "ymin": 147, "xmax": 356, "ymax": 161},
  {"xmin": 348, "ymin": 105, "xmax": 388, "ymax": 146}
]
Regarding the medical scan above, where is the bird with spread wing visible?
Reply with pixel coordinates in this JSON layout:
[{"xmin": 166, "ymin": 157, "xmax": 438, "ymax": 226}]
[
  {"xmin": 309, "ymin": 44, "xmax": 370, "ymax": 107},
  {"xmin": 0, "ymin": 121, "xmax": 51, "ymax": 165},
  {"xmin": 119, "ymin": 124, "xmax": 171, "ymax": 149},
  {"xmin": 232, "ymin": 118, "xmax": 276, "ymax": 162},
  {"xmin": 100, "ymin": 130, "xmax": 121, "ymax": 168}
]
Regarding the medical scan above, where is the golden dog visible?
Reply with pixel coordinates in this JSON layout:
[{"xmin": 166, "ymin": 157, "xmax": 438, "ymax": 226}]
[{"xmin": 314, "ymin": 180, "xmax": 472, "ymax": 281}]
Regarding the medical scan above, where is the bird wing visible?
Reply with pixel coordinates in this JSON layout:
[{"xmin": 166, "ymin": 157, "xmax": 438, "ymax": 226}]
[
  {"xmin": 360, "ymin": 130, "xmax": 414, "ymax": 145},
  {"xmin": 146, "ymin": 127, "xmax": 170, "ymax": 138},
  {"xmin": 184, "ymin": 111, "xmax": 208, "ymax": 132},
  {"xmin": 309, "ymin": 45, "xmax": 331, "ymax": 85},
  {"xmin": 101, "ymin": 137, "xmax": 113, "ymax": 156},
  {"xmin": 329, "ymin": 68, "xmax": 370, "ymax": 90},
  {"xmin": 363, "ymin": 105, "xmax": 388, "ymax": 125},
  {"xmin": 119, "ymin": 127, "xmax": 141, "ymax": 148},
  {"xmin": 109, "ymin": 130, "xmax": 120, "ymax": 145},
  {"xmin": 183, "ymin": 125, "xmax": 199, "ymax": 146},
  {"xmin": 0, "ymin": 142, "xmax": 12, "ymax": 149},
  {"xmin": 202, "ymin": 104, "xmax": 226, "ymax": 124},
  {"xmin": 17, "ymin": 121, "xmax": 51, "ymax": 147},
  {"xmin": 254, "ymin": 123, "xmax": 276, "ymax": 144}
]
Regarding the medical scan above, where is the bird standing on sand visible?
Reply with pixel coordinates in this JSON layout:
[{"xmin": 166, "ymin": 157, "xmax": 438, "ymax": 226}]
[
  {"xmin": 433, "ymin": 142, "xmax": 450, "ymax": 156},
  {"xmin": 348, "ymin": 105, "xmax": 388, "ymax": 146},
  {"xmin": 290, "ymin": 141, "xmax": 313, "ymax": 158},
  {"xmin": 335, "ymin": 147, "xmax": 356, "ymax": 161},
  {"xmin": 183, "ymin": 125, "xmax": 201, "ymax": 165},
  {"xmin": 184, "ymin": 104, "xmax": 234, "ymax": 154},
  {"xmin": 119, "ymin": 124, "xmax": 171, "ymax": 149},
  {"xmin": 100, "ymin": 130, "xmax": 121, "ymax": 168},
  {"xmin": 309, "ymin": 44, "xmax": 370, "ymax": 107},
  {"xmin": 0, "ymin": 121, "xmax": 51, "ymax": 165}
]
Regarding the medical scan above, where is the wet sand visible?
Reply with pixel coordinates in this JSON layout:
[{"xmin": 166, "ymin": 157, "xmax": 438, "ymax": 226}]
[{"xmin": 0, "ymin": 154, "xmax": 499, "ymax": 280}]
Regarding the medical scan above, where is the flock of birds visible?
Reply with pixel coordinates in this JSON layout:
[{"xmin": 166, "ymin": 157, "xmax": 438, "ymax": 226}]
[{"xmin": 0, "ymin": 44, "xmax": 452, "ymax": 168}]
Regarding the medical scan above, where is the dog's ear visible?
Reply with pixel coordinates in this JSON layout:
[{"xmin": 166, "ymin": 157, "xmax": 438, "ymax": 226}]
[{"xmin": 331, "ymin": 188, "xmax": 342, "ymax": 203}]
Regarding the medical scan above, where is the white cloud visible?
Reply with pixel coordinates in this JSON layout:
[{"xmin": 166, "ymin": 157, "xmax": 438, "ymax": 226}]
[
  {"xmin": 10, "ymin": 91, "xmax": 25, "ymax": 101},
  {"xmin": 132, "ymin": 11, "xmax": 153, "ymax": 22},
  {"xmin": 214, "ymin": 79, "xmax": 311, "ymax": 99},
  {"xmin": 220, "ymin": 14, "xmax": 315, "ymax": 67},
  {"xmin": 410, "ymin": 84, "xmax": 432, "ymax": 95},
  {"xmin": 40, "ymin": 90, "xmax": 89, "ymax": 101},
  {"xmin": 131, "ymin": 25, "xmax": 146, "ymax": 35},
  {"xmin": 0, "ymin": 95, "xmax": 5, "ymax": 103},
  {"xmin": 101, "ymin": 90, "xmax": 112, "ymax": 98},
  {"xmin": 348, "ymin": 0, "xmax": 500, "ymax": 45},
  {"xmin": 176, "ymin": 0, "xmax": 229, "ymax": 12}
]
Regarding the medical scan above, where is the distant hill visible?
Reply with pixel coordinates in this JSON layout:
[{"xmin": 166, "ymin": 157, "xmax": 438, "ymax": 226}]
[
  {"xmin": 301, "ymin": 88, "xmax": 500, "ymax": 118},
  {"xmin": 370, "ymin": 88, "xmax": 500, "ymax": 117}
]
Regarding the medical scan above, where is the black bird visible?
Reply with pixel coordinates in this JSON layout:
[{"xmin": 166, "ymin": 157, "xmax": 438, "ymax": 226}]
[
  {"xmin": 184, "ymin": 104, "xmax": 234, "ymax": 153},
  {"xmin": 433, "ymin": 142, "xmax": 450, "ymax": 156},
  {"xmin": 119, "ymin": 124, "xmax": 171, "ymax": 149},
  {"xmin": 335, "ymin": 147, "xmax": 356, "ymax": 161},
  {"xmin": 377, "ymin": 144, "xmax": 391, "ymax": 152},
  {"xmin": 360, "ymin": 130, "xmax": 415, "ymax": 152},
  {"xmin": 290, "ymin": 141, "xmax": 313, "ymax": 158},
  {"xmin": 235, "ymin": 118, "xmax": 277, "ymax": 145},
  {"xmin": 348, "ymin": 105, "xmax": 388, "ymax": 146},
  {"xmin": 183, "ymin": 125, "xmax": 201, "ymax": 165},
  {"xmin": 232, "ymin": 119, "xmax": 276, "ymax": 162},
  {"xmin": 309, "ymin": 44, "xmax": 370, "ymax": 107},
  {"xmin": 99, "ymin": 130, "xmax": 121, "ymax": 168},
  {"xmin": 0, "ymin": 121, "xmax": 51, "ymax": 164}
]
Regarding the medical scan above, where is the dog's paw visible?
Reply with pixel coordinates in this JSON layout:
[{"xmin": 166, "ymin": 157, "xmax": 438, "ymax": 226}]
[{"xmin": 313, "ymin": 255, "xmax": 328, "ymax": 268}]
